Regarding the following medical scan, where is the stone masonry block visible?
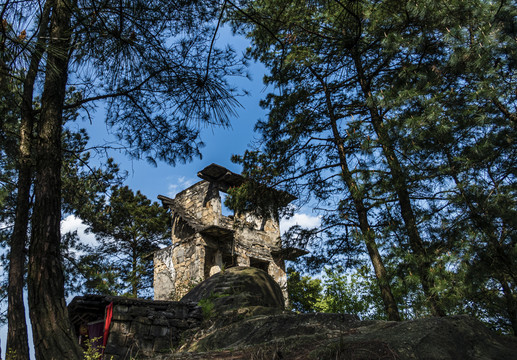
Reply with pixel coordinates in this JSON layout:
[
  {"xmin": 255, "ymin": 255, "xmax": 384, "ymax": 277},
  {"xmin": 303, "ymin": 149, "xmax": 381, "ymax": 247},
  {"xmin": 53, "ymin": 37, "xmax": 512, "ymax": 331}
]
[
  {"xmin": 151, "ymin": 325, "xmax": 169, "ymax": 337},
  {"xmin": 110, "ymin": 320, "xmax": 131, "ymax": 335},
  {"xmin": 115, "ymin": 304, "xmax": 129, "ymax": 313},
  {"xmin": 152, "ymin": 317, "xmax": 170, "ymax": 326},
  {"xmin": 129, "ymin": 321, "xmax": 151, "ymax": 336},
  {"xmin": 111, "ymin": 313, "xmax": 133, "ymax": 322},
  {"xmin": 128, "ymin": 306, "xmax": 149, "ymax": 317}
]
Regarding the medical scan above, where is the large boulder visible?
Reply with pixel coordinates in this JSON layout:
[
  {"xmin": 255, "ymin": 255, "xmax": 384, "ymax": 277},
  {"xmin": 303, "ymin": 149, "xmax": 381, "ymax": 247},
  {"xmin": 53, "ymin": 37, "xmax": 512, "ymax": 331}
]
[
  {"xmin": 157, "ymin": 314, "xmax": 517, "ymax": 359},
  {"xmin": 180, "ymin": 266, "xmax": 285, "ymax": 314},
  {"xmin": 154, "ymin": 266, "xmax": 517, "ymax": 359}
]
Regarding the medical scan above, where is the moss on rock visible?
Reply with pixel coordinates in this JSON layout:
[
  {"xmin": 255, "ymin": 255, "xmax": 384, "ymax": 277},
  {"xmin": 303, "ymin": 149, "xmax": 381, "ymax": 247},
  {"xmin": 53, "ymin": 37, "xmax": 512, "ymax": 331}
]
[
  {"xmin": 180, "ymin": 266, "xmax": 285, "ymax": 315},
  {"xmin": 147, "ymin": 268, "xmax": 517, "ymax": 359}
]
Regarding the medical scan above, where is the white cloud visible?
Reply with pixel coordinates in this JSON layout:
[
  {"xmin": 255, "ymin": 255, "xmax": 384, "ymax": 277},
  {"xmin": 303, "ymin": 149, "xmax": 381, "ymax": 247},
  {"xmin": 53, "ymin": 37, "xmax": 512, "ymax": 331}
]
[
  {"xmin": 166, "ymin": 176, "xmax": 197, "ymax": 197},
  {"xmin": 280, "ymin": 213, "xmax": 321, "ymax": 235},
  {"xmin": 61, "ymin": 215, "xmax": 97, "ymax": 246},
  {"xmin": 167, "ymin": 183, "xmax": 179, "ymax": 197}
]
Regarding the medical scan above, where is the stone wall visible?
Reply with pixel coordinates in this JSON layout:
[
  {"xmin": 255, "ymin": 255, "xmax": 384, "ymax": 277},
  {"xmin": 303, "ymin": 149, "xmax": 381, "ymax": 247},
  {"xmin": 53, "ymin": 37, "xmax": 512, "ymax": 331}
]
[
  {"xmin": 232, "ymin": 222, "xmax": 287, "ymax": 301},
  {"xmin": 68, "ymin": 295, "xmax": 203, "ymax": 360},
  {"xmin": 172, "ymin": 181, "xmax": 221, "ymax": 232},
  {"xmin": 154, "ymin": 236, "xmax": 207, "ymax": 301},
  {"xmin": 153, "ymin": 247, "xmax": 176, "ymax": 300},
  {"xmin": 155, "ymin": 174, "xmax": 289, "ymax": 305},
  {"xmin": 104, "ymin": 299, "xmax": 202, "ymax": 359}
]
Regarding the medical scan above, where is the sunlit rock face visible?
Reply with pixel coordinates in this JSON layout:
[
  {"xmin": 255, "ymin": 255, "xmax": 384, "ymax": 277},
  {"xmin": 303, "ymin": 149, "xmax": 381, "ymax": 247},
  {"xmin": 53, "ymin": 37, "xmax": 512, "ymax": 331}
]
[{"xmin": 181, "ymin": 266, "xmax": 285, "ymax": 312}]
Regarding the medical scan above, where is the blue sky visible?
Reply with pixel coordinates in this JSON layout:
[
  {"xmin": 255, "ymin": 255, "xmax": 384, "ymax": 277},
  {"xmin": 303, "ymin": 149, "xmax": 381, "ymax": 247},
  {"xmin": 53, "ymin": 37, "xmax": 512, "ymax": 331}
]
[
  {"xmin": 61, "ymin": 26, "xmax": 322, "ymax": 241},
  {"xmin": 61, "ymin": 26, "xmax": 321, "ymax": 234},
  {"xmin": 1, "ymin": 28, "xmax": 322, "ymax": 359},
  {"xmin": 70, "ymin": 26, "xmax": 264, "ymax": 203}
]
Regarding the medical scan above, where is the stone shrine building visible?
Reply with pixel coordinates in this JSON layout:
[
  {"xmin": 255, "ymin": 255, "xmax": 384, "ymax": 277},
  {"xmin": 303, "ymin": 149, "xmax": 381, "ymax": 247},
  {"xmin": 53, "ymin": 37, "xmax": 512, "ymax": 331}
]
[{"xmin": 153, "ymin": 164, "xmax": 306, "ymax": 303}]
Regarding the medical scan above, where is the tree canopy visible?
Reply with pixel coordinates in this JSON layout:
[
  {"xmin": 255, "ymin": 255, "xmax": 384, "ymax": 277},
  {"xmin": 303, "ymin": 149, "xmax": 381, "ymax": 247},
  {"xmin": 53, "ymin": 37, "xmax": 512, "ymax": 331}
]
[
  {"xmin": 1, "ymin": 0, "xmax": 516, "ymax": 358},
  {"xmin": 228, "ymin": 0, "xmax": 516, "ymax": 333},
  {"xmin": 1, "ymin": 0, "xmax": 245, "ymax": 357},
  {"xmin": 77, "ymin": 186, "xmax": 170, "ymax": 298}
]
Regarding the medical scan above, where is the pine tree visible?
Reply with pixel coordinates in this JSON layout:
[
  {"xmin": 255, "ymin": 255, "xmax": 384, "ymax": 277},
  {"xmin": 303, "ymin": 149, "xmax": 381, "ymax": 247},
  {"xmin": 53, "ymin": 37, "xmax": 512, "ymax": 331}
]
[
  {"xmin": 78, "ymin": 186, "xmax": 170, "ymax": 298},
  {"xmin": 228, "ymin": 0, "xmax": 516, "ymax": 326},
  {"xmin": 2, "ymin": 0, "xmax": 244, "ymax": 357}
]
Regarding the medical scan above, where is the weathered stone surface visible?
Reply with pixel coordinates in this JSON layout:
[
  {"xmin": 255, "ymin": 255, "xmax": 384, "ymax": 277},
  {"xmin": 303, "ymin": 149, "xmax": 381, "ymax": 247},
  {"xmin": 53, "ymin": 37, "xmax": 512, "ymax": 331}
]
[
  {"xmin": 154, "ymin": 246, "xmax": 176, "ymax": 300},
  {"xmin": 72, "ymin": 268, "xmax": 517, "ymax": 360},
  {"xmin": 68, "ymin": 295, "xmax": 203, "ymax": 360},
  {"xmin": 311, "ymin": 315, "xmax": 517, "ymax": 360},
  {"xmin": 154, "ymin": 165, "xmax": 304, "ymax": 303},
  {"xmin": 154, "ymin": 314, "xmax": 517, "ymax": 360},
  {"xmin": 180, "ymin": 266, "xmax": 285, "ymax": 313}
]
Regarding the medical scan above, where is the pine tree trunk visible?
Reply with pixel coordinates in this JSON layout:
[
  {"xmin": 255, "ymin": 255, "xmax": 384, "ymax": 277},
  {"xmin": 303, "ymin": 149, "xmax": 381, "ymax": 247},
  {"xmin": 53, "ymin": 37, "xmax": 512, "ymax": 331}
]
[
  {"xmin": 448, "ymin": 155, "xmax": 517, "ymax": 335},
  {"xmin": 6, "ymin": 5, "xmax": 51, "ymax": 359},
  {"xmin": 339, "ymin": 156, "xmax": 402, "ymax": 321},
  {"xmin": 500, "ymin": 277, "xmax": 517, "ymax": 336},
  {"xmin": 7, "ymin": 168, "xmax": 31, "ymax": 360},
  {"xmin": 132, "ymin": 249, "xmax": 138, "ymax": 298},
  {"xmin": 370, "ymin": 115, "xmax": 445, "ymax": 317},
  {"xmin": 27, "ymin": 0, "xmax": 82, "ymax": 358},
  {"xmin": 316, "ymin": 72, "xmax": 401, "ymax": 321},
  {"xmin": 353, "ymin": 54, "xmax": 446, "ymax": 317},
  {"xmin": 7, "ymin": 170, "xmax": 31, "ymax": 359}
]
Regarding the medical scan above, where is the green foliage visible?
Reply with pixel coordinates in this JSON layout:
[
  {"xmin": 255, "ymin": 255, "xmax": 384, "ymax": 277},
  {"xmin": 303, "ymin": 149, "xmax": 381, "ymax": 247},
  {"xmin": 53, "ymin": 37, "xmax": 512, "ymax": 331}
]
[
  {"xmin": 199, "ymin": 298, "xmax": 216, "ymax": 320},
  {"xmin": 230, "ymin": 0, "xmax": 517, "ymax": 332},
  {"xmin": 226, "ymin": 181, "xmax": 294, "ymax": 220},
  {"xmin": 2, "ymin": 0, "xmax": 245, "ymax": 357},
  {"xmin": 318, "ymin": 267, "xmax": 376, "ymax": 316},
  {"xmin": 5, "ymin": 348, "xmax": 17, "ymax": 360},
  {"xmin": 198, "ymin": 292, "xmax": 229, "ymax": 320},
  {"xmin": 76, "ymin": 186, "xmax": 170, "ymax": 298},
  {"xmin": 59, "ymin": 127, "xmax": 126, "ymax": 297},
  {"xmin": 286, "ymin": 267, "xmax": 322, "ymax": 313},
  {"xmin": 81, "ymin": 337, "xmax": 115, "ymax": 360},
  {"xmin": 61, "ymin": 128, "xmax": 125, "ymax": 217},
  {"xmin": 82, "ymin": 337, "xmax": 103, "ymax": 360},
  {"xmin": 288, "ymin": 266, "xmax": 388, "ymax": 320}
]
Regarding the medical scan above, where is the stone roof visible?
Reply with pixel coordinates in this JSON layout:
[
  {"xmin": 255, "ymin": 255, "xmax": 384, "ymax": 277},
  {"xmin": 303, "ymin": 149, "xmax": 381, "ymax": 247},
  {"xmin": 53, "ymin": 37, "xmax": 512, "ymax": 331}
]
[
  {"xmin": 157, "ymin": 164, "xmax": 295, "ymax": 235},
  {"xmin": 156, "ymin": 195, "xmax": 205, "ymax": 231},
  {"xmin": 157, "ymin": 194, "xmax": 235, "ymax": 237},
  {"xmin": 271, "ymin": 246, "xmax": 309, "ymax": 261},
  {"xmin": 197, "ymin": 163, "xmax": 244, "ymax": 191}
]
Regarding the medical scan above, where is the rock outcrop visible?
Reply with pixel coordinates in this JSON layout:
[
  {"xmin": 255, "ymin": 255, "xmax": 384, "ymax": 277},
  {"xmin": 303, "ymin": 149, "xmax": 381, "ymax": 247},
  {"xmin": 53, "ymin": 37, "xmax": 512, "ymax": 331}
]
[
  {"xmin": 150, "ymin": 267, "xmax": 517, "ymax": 360},
  {"xmin": 180, "ymin": 266, "xmax": 285, "ymax": 313},
  {"xmin": 73, "ymin": 267, "xmax": 516, "ymax": 359}
]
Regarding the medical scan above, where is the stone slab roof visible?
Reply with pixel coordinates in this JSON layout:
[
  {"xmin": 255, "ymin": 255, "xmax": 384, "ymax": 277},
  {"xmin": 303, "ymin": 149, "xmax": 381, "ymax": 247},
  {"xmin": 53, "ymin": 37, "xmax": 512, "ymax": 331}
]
[
  {"xmin": 197, "ymin": 163, "xmax": 244, "ymax": 191},
  {"xmin": 157, "ymin": 194, "xmax": 235, "ymax": 237},
  {"xmin": 157, "ymin": 195, "xmax": 205, "ymax": 231}
]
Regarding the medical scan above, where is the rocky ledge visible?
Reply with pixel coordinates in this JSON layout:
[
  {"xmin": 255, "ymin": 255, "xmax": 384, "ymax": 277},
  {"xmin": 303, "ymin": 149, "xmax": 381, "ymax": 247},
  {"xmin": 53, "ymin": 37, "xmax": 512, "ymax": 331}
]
[{"xmin": 144, "ymin": 267, "xmax": 517, "ymax": 360}]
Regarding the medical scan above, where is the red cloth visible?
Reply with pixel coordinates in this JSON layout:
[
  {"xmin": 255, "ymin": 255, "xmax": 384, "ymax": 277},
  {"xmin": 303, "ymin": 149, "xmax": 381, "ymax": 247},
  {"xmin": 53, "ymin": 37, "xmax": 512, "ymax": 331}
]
[{"xmin": 102, "ymin": 302, "xmax": 114, "ymax": 352}]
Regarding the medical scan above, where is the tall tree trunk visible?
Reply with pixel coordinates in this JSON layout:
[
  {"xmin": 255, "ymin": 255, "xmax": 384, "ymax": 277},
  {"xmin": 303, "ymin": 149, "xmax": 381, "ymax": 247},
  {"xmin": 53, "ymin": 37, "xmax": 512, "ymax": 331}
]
[
  {"xmin": 500, "ymin": 277, "xmax": 517, "ymax": 336},
  {"xmin": 314, "ymin": 68, "xmax": 401, "ymax": 321},
  {"xmin": 447, "ymin": 153, "xmax": 517, "ymax": 335},
  {"xmin": 336, "ymin": 143, "xmax": 402, "ymax": 321},
  {"xmin": 7, "ymin": 143, "xmax": 32, "ymax": 360},
  {"xmin": 27, "ymin": 0, "xmax": 82, "ymax": 358},
  {"xmin": 132, "ymin": 247, "xmax": 138, "ymax": 298},
  {"xmin": 7, "ymin": 4, "xmax": 51, "ymax": 359},
  {"xmin": 353, "ymin": 54, "xmax": 446, "ymax": 317}
]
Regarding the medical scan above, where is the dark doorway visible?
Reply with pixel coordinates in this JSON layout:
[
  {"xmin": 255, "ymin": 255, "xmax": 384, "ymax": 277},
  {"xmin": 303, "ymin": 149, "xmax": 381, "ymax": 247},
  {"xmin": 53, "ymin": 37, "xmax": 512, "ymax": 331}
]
[
  {"xmin": 222, "ymin": 253, "xmax": 237, "ymax": 269},
  {"xmin": 250, "ymin": 257, "xmax": 269, "ymax": 272}
]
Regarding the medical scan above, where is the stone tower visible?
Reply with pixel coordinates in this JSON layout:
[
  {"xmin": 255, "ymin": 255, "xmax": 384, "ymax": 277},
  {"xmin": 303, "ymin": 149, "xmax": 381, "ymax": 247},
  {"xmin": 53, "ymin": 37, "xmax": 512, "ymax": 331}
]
[{"xmin": 153, "ymin": 164, "xmax": 306, "ymax": 303}]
